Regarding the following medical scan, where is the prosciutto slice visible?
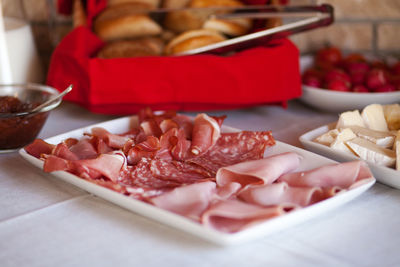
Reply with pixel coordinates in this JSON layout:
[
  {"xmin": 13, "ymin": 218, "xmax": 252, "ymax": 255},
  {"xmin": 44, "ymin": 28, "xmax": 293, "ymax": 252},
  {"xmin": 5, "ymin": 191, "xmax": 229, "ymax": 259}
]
[
  {"xmin": 278, "ymin": 161, "xmax": 374, "ymax": 189},
  {"xmin": 190, "ymin": 113, "xmax": 221, "ymax": 156},
  {"xmin": 202, "ymin": 199, "xmax": 294, "ymax": 233},
  {"xmin": 25, "ymin": 139, "xmax": 55, "ymax": 158},
  {"xmin": 90, "ymin": 127, "xmax": 131, "ymax": 149},
  {"xmin": 216, "ymin": 152, "xmax": 301, "ymax": 187},
  {"xmin": 69, "ymin": 138, "xmax": 98, "ymax": 159},
  {"xmin": 150, "ymin": 181, "xmax": 216, "ymax": 221}
]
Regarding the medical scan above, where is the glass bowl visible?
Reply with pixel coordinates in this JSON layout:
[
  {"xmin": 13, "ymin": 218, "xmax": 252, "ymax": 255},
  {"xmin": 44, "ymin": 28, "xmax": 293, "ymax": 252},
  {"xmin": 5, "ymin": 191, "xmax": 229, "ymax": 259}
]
[{"xmin": 0, "ymin": 83, "xmax": 62, "ymax": 152}]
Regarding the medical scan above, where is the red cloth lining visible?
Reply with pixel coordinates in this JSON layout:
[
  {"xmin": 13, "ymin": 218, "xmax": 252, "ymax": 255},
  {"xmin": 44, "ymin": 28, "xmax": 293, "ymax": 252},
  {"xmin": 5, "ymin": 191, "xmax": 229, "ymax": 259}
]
[{"xmin": 48, "ymin": 1, "xmax": 301, "ymax": 115}]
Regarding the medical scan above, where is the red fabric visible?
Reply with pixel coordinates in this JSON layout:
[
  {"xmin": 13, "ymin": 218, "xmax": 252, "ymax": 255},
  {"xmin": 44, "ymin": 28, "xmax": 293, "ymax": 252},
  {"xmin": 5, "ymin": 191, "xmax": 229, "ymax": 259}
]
[{"xmin": 48, "ymin": 0, "xmax": 301, "ymax": 115}]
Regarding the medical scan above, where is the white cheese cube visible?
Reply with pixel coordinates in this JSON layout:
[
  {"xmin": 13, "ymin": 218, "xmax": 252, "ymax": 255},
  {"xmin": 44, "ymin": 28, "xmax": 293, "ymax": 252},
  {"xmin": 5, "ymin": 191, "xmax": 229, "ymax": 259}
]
[
  {"xmin": 383, "ymin": 104, "xmax": 400, "ymax": 131},
  {"xmin": 361, "ymin": 104, "xmax": 388, "ymax": 132},
  {"xmin": 330, "ymin": 128, "xmax": 357, "ymax": 155},
  {"xmin": 314, "ymin": 129, "xmax": 340, "ymax": 146},
  {"xmin": 336, "ymin": 110, "xmax": 366, "ymax": 129},
  {"xmin": 345, "ymin": 125, "xmax": 395, "ymax": 148},
  {"xmin": 346, "ymin": 137, "xmax": 396, "ymax": 167}
]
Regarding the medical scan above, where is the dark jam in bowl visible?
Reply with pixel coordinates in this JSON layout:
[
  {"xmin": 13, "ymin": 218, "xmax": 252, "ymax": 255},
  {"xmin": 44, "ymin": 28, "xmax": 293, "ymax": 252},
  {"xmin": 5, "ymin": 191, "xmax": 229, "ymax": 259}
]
[{"xmin": 0, "ymin": 96, "xmax": 48, "ymax": 150}]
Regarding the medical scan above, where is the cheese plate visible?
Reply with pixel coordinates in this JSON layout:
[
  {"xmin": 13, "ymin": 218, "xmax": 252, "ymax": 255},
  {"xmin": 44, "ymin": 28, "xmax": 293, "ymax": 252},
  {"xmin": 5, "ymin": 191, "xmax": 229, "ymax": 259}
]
[
  {"xmin": 300, "ymin": 123, "xmax": 400, "ymax": 189},
  {"xmin": 20, "ymin": 116, "xmax": 375, "ymax": 245}
]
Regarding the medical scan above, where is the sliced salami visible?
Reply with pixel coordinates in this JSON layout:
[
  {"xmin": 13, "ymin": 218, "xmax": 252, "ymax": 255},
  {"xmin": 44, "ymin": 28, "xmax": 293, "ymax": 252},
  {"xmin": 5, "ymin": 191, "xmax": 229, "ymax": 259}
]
[
  {"xmin": 187, "ymin": 131, "xmax": 275, "ymax": 175},
  {"xmin": 150, "ymin": 158, "xmax": 213, "ymax": 184},
  {"xmin": 119, "ymin": 158, "xmax": 181, "ymax": 189}
]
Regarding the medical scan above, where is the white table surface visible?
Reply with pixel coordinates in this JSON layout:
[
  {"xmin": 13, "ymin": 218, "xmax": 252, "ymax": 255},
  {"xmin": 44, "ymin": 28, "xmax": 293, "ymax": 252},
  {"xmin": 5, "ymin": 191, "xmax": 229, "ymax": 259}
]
[{"xmin": 1, "ymin": 100, "xmax": 400, "ymax": 267}]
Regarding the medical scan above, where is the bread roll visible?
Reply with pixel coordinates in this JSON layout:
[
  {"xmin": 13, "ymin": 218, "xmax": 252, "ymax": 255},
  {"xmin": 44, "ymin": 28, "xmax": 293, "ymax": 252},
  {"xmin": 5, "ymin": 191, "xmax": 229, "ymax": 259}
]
[
  {"xmin": 107, "ymin": 0, "xmax": 161, "ymax": 8},
  {"xmin": 162, "ymin": 0, "xmax": 191, "ymax": 8},
  {"xmin": 190, "ymin": 0, "xmax": 243, "ymax": 8},
  {"xmin": 94, "ymin": 3, "xmax": 162, "ymax": 41},
  {"xmin": 163, "ymin": 0, "xmax": 243, "ymax": 33},
  {"xmin": 165, "ymin": 29, "xmax": 226, "ymax": 55},
  {"xmin": 97, "ymin": 37, "xmax": 164, "ymax": 58},
  {"xmin": 164, "ymin": 9, "xmax": 210, "ymax": 33},
  {"xmin": 203, "ymin": 17, "xmax": 251, "ymax": 36}
]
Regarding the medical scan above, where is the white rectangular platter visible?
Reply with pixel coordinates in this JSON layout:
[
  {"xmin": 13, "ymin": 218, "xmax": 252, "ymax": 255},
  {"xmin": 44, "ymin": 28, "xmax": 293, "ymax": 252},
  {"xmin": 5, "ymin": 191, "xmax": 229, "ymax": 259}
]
[
  {"xmin": 20, "ymin": 116, "xmax": 375, "ymax": 245},
  {"xmin": 300, "ymin": 123, "xmax": 400, "ymax": 189}
]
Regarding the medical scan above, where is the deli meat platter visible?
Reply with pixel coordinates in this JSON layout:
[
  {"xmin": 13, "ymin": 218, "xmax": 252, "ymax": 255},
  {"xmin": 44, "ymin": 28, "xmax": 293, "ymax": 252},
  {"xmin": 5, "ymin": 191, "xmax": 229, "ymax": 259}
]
[{"xmin": 19, "ymin": 114, "xmax": 375, "ymax": 245}]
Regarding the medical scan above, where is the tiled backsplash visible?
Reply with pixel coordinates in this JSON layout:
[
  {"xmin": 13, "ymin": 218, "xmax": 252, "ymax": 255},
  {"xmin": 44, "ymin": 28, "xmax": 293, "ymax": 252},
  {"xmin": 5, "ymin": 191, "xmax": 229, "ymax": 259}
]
[
  {"xmin": 291, "ymin": 0, "xmax": 400, "ymax": 56},
  {"xmin": 3, "ymin": 0, "xmax": 400, "ymax": 73}
]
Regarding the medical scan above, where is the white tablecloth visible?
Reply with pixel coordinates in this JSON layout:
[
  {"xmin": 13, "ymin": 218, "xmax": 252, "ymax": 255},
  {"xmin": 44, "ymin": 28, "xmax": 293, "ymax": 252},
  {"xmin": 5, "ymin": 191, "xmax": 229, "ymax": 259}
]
[{"xmin": 1, "ymin": 101, "xmax": 400, "ymax": 267}]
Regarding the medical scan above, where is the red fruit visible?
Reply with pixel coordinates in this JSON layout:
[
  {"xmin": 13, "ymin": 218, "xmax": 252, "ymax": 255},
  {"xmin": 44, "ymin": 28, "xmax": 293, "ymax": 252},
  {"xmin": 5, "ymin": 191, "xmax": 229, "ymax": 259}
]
[
  {"xmin": 325, "ymin": 79, "xmax": 351, "ymax": 92},
  {"xmin": 366, "ymin": 68, "xmax": 388, "ymax": 89},
  {"xmin": 374, "ymin": 84, "xmax": 396, "ymax": 93},
  {"xmin": 391, "ymin": 62, "xmax": 400, "ymax": 76},
  {"xmin": 315, "ymin": 46, "xmax": 342, "ymax": 70},
  {"xmin": 352, "ymin": 84, "xmax": 369, "ymax": 93},
  {"xmin": 303, "ymin": 75, "xmax": 322, "ymax": 88},
  {"xmin": 302, "ymin": 68, "xmax": 323, "ymax": 87},
  {"xmin": 351, "ymin": 72, "xmax": 366, "ymax": 85},
  {"xmin": 324, "ymin": 68, "xmax": 351, "ymax": 83},
  {"xmin": 346, "ymin": 61, "xmax": 370, "ymax": 75}
]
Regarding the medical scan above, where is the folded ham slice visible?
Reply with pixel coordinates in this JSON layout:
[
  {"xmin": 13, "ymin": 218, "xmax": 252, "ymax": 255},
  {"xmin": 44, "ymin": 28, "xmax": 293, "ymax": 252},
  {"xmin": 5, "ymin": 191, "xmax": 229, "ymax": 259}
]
[
  {"xmin": 238, "ymin": 182, "xmax": 324, "ymax": 207},
  {"xmin": 202, "ymin": 199, "xmax": 294, "ymax": 233},
  {"xmin": 216, "ymin": 152, "xmax": 301, "ymax": 187},
  {"xmin": 150, "ymin": 181, "xmax": 216, "ymax": 221},
  {"xmin": 278, "ymin": 161, "xmax": 374, "ymax": 189}
]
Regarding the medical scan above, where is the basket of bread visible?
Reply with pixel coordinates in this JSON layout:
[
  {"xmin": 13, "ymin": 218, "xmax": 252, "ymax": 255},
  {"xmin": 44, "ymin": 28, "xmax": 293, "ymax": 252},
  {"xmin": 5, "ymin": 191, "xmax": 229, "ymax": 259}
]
[{"xmin": 47, "ymin": 0, "xmax": 323, "ymax": 114}]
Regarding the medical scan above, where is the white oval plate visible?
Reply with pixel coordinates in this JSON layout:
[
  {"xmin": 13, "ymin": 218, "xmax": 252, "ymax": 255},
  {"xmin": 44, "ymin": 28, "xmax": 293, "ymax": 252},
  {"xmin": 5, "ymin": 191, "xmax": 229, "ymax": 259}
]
[
  {"xmin": 299, "ymin": 123, "xmax": 400, "ymax": 189},
  {"xmin": 299, "ymin": 56, "xmax": 400, "ymax": 113}
]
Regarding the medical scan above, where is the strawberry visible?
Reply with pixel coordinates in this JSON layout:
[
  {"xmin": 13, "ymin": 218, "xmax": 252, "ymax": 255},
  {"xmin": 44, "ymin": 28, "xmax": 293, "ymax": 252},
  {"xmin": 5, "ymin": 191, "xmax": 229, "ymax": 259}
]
[{"xmin": 366, "ymin": 68, "xmax": 388, "ymax": 90}]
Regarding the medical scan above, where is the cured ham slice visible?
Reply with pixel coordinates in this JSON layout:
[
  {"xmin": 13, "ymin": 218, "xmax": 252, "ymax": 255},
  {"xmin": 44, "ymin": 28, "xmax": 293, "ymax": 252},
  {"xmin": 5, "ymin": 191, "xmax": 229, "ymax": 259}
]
[
  {"xmin": 140, "ymin": 120, "xmax": 162, "ymax": 138},
  {"xmin": 44, "ymin": 153, "xmax": 126, "ymax": 182},
  {"xmin": 25, "ymin": 139, "xmax": 55, "ymax": 158},
  {"xmin": 202, "ymin": 199, "xmax": 294, "ymax": 233},
  {"xmin": 238, "ymin": 182, "xmax": 324, "ymax": 207},
  {"xmin": 171, "ymin": 114, "xmax": 193, "ymax": 139},
  {"xmin": 126, "ymin": 136, "xmax": 160, "ymax": 165},
  {"xmin": 170, "ymin": 129, "xmax": 191, "ymax": 160},
  {"xmin": 150, "ymin": 181, "xmax": 216, "ymax": 221},
  {"xmin": 90, "ymin": 127, "xmax": 131, "ymax": 149},
  {"xmin": 159, "ymin": 119, "xmax": 179, "ymax": 133},
  {"xmin": 53, "ymin": 143, "xmax": 79, "ymax": 161},
  {"xmin": 69, "ymin": 138, "xmax": 98, "ymax": 159},
  {"xmin": 190, "ymin": 113, "xmax": 221, "ymax": 156},
  {"xmin": 43, "ymin": 155, "xmax": 70, "ymax": 173},
  {"xmin": 188, "ymin": 131, "xmax": 275, "ymax": 175},
  {"xmin": 278, "ymin": 161, "xmax": 374, "ymax": 189},
  {"xmin": 216, "ymin": 152, "xmax": 301, "ymax": 187}
]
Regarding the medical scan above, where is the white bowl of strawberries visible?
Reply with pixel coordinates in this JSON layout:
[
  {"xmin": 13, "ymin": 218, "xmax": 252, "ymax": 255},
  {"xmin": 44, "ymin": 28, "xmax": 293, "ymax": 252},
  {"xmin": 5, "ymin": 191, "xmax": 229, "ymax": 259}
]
[{"xmin": 299, "ymin": 47, "xmax": 400, "ymax": 113}]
